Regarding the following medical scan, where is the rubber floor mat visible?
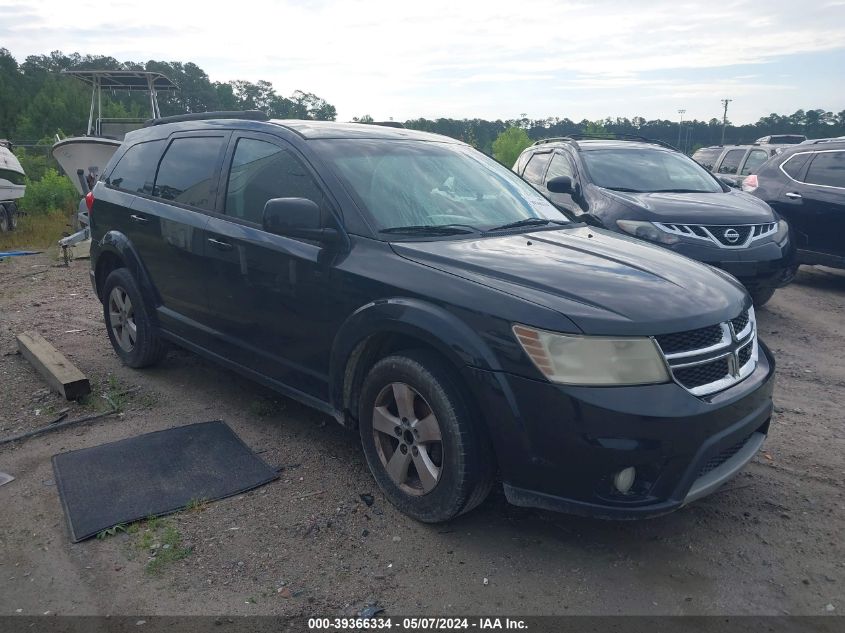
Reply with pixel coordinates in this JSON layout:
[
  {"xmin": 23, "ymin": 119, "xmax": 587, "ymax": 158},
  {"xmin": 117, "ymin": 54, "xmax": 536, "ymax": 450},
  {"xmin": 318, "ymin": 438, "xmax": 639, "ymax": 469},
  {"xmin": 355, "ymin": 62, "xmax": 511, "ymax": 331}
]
[{"xmin": 52, "ymin": 420, "xmax": 278, "ymax": 542}]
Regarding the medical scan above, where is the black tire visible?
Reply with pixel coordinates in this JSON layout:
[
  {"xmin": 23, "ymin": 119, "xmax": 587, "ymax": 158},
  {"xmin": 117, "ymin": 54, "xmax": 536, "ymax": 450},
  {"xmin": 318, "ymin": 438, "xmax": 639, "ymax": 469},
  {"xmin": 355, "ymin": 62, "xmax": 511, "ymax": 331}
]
[
  {"xmin": 358, "ymin": 350, "xmax": 495, "ymax": 522},
  {"xmin": 7, "ymin": 202, "xmax": 17, "ymax": 230},
  {"xmin": 749, "ymin": 287, "xmax": 776, "ymax": 307},
  {"xmin": 0, "ymin": 204, "xmax": 8, "ymax": 233},
  {"xmin": 102, "ymin": 267, "xmax": 166, "ymax": 368}
]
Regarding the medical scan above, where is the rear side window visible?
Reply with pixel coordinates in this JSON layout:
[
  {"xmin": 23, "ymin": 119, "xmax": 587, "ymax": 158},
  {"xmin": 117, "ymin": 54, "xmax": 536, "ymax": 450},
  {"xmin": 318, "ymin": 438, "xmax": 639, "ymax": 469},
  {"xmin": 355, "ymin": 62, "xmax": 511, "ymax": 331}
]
[
  {"xmin": 805, "ymin": 151, "xmax": 845, "ymax": 188},
  {"xmin": 691, "ymin": 148, "xmax": 721, "ymax": 171},
  {"xmin": 153, "ymin": 136, "xmax": 225, "ymax": 210},
  {"xmin": 781, "ymin": 153, "xmax": 812, "ymax": 180},
  {"xmin": 225, "ymin": 138, "xmax": 322, "ymax": 224},
  {"xmin": 523, "ymin": 153, "xmax": 552, "ymax": 184},
  {"xmin": 717, "ymin": 149, "xmax": 745, "ymax": 174},
  {"xmin": 741, "ymin": 150, "xmax": 768, "ymax": 176},
  {"xmin": 106, "ymin": 140, "xmax": 166, "ymax": 194},
  {"xmin": 514, "ymin": 151, "xmax": 531, "ymax": 175}
]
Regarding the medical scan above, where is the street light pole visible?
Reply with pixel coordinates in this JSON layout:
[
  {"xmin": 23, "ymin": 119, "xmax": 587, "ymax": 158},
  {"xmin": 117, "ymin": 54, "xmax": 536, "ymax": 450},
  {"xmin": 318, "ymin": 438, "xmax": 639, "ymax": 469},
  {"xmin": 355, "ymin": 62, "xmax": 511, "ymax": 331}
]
[
  {"xmin": 720, "ymin": 99, "xmax": 732, "ymax": 145},
  {"xmin": 677, "ymin": 109, "xmax": 686, "ymax": 150}
]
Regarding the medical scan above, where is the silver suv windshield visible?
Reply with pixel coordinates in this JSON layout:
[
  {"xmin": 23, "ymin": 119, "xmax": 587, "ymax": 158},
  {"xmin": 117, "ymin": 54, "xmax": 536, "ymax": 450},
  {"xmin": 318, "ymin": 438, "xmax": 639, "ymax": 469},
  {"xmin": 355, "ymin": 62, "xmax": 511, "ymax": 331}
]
[
  {"xmin": 317, "ymin": 139, "xmax": 568, "ymax": 234},
  {"xmin": 582, "ymin": 147, "xmax": 723, "ymax": 194}
]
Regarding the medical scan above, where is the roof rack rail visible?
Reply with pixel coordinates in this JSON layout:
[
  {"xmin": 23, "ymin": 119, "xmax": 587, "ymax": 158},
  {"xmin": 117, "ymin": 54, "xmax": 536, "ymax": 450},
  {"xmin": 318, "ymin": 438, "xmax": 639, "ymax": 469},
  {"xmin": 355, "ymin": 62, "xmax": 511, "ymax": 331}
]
[
  {"xmin": 145, "ymin": 110, "xmax": 269, "ymax": 127},
  {"xmin": 531, "ymin": 133, "xmax": 678, "ymax": 151},
  {"xmin": 357, "ymin": 121, "xmax": 405, "ymax": 129}
]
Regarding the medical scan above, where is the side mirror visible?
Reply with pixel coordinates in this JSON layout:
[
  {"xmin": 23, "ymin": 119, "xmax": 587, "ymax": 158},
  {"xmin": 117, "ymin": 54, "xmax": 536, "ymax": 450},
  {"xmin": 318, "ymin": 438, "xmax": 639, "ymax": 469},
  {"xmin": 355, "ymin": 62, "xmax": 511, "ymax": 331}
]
[
  {"xmin": 262, "ymin": 197, "xmax": 340, "ymax": 243},
  {"xmin": 719, "ymin": 176, "xmax": 739, "ymax": 188},
  {"xmin": 547, "ymin": 175, "xmax": 574, "ymax": 194}
]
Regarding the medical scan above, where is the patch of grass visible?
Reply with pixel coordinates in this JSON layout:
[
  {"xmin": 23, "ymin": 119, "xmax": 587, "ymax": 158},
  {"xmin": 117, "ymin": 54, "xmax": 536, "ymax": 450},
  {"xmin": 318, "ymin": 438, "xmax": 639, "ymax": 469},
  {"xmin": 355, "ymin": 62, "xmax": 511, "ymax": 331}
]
[
  {"xmin": 145, "ymin": 525, "xmax": 193, "ymax": 575},
  {"xmin": 185, "ymin": 497, "xmax": 209, "ymax": 513},
  {"xmin": 131, "ymin": 516, "xmax": 193, "ymax": 574},
  {"xmin": 0, "ymin": 210, "xmax": 70, "ymax": 251},
  {"xmin": 96, "ymin": 523, "xmax": 127, "ymax": 540}
]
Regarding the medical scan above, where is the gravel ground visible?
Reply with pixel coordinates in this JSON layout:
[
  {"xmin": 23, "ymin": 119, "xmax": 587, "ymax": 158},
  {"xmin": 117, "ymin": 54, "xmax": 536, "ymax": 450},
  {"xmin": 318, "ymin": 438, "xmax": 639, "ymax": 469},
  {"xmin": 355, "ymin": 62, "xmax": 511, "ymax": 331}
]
[{"xmin": 0, "ymin": 253, "xmax": 843, "ymax": 617}]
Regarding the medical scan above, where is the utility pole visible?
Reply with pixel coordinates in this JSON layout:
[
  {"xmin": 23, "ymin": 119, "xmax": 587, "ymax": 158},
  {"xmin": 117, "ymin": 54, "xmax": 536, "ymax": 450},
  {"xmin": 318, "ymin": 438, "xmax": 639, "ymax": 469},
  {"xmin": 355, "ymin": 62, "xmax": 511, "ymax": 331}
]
[
  {"xmin": 677, "ymin": 109, "xmax": 686, "ymax": 150},
  {"xmin": 720, "ymin": 99, "xmax": 732, "ymax": 145}
]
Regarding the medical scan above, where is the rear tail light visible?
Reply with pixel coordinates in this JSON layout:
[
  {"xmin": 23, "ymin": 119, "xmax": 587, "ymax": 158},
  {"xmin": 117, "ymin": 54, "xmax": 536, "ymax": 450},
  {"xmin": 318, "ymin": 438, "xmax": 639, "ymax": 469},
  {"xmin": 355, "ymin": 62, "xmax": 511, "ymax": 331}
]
[
  {"xmin": 85, "ymin": 191, "xmax": 94, "ymax": 220},
  {"xmin": 742, "ymin": 174, "xmax": 758, "ymax": 193}
]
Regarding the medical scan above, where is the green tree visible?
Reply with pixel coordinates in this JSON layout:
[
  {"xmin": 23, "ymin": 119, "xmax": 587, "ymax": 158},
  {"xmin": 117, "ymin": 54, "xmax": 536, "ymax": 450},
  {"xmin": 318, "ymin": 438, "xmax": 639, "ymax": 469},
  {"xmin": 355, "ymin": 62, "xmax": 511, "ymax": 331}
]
[{"xmin": 492, "ymin": 127, "xmax": 532, "ymax": 166}]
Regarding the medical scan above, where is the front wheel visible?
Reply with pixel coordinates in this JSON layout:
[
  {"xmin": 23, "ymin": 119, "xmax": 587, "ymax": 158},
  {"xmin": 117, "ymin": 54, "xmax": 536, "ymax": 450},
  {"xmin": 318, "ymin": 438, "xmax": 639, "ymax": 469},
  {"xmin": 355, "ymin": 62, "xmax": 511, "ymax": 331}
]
[
  {"xmin": 0, "ymin": 204, "xmax": 8, "ymax": 232},
  {"xmin": 102, "ymin": 268, "xmax": 166, "ymax": 368},
  {"xmin": 748, "ymin": 287, "xmax": 776, "ymax": 307},
  {"xmin": 358, "ymin": 350, "xmax": 494, "ymax": 523}
]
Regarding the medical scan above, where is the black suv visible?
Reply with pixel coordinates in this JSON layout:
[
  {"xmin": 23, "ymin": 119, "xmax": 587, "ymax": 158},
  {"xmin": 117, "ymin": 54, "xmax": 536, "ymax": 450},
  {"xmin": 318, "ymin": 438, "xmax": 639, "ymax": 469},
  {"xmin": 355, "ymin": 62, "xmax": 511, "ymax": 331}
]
[
  {"xmin": 89, "ymin": 114, "xmax": 775, "ymax": 521},
  {"xmin": 514, "ymin": 136, "xmax": 794, "ymax": 305},
  {"xmin": 743, "ymin": 140, "xmax": 845, "ymax": 270}
]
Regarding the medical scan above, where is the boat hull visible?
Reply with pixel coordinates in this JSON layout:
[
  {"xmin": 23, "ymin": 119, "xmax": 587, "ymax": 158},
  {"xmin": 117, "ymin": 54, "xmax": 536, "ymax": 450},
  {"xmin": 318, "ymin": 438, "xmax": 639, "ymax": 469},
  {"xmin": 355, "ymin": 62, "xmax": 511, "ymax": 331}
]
[
  {"xmin": 0, "ymin": 145, "xmax": 26, "ymax": 201},
  {"xmin": 52, "ymin": 137, "xmax": 121, "ymax": 195}
]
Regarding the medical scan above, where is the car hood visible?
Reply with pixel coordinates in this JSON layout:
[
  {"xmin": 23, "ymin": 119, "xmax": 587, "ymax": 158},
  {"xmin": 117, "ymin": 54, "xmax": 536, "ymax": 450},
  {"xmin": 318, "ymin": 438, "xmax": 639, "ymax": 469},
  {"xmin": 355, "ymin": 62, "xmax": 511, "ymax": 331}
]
[
  {"xmin": 391, "ymin": 226, "xmax": 748, "ymax": 336},
  {"xmin": 600, "ymin": 188, "xmax": 775, "ymax": 223}
]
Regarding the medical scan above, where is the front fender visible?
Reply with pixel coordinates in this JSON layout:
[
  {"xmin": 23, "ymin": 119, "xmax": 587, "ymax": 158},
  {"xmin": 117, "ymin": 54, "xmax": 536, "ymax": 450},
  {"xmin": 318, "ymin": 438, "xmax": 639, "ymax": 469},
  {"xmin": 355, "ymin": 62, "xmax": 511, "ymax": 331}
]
[{"xmin": 329, "ymin": 297, "xmax": 505, "ymax": 411}]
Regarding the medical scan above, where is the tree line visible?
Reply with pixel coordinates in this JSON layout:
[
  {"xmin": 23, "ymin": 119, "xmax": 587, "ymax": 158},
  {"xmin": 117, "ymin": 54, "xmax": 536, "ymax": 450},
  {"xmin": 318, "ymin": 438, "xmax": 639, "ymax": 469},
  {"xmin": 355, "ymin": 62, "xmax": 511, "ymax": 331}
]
[
  {"xmin": 0, "ymin": 49, "xmax": 337, "ymax": 142},
  {"xmin": 1, "ymin": 48, "xmax": 843, "ymax": 157}
]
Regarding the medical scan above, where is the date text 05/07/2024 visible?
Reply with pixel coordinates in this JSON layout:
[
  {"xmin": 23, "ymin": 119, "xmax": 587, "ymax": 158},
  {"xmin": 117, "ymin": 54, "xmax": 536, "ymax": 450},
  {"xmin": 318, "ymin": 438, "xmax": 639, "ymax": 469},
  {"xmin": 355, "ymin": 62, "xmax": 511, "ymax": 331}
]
[{"xmin": 308, "ymin": 616, "xmax": 529, "ymax": 630}]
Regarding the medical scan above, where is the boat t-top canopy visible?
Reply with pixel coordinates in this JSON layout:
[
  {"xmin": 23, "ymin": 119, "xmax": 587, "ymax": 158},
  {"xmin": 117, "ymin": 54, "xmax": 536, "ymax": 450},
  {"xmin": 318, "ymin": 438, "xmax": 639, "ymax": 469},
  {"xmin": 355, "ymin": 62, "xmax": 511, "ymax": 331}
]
[
  {"xmin": 62, "ymin": 70, "xmax": 178, "ymax": 136},
  {"xmin": 62, "ymin": 70, "xmax": 178, "ymax": 92}
]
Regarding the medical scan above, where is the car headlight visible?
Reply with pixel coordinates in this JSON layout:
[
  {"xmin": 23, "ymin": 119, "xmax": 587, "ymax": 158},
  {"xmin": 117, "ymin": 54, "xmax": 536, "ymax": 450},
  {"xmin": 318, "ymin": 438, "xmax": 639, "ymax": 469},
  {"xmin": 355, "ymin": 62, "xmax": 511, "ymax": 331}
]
[
  {"xmin": 616, "ymin": 220, "xmax": 679, "ymax": 245},
  {"xmin": 774, "ymin": 219, "xmax": 789, "ymax": 244},
  {"xmin": 512, "ymin": 324, "xmax": 670, "ymax": 386}
]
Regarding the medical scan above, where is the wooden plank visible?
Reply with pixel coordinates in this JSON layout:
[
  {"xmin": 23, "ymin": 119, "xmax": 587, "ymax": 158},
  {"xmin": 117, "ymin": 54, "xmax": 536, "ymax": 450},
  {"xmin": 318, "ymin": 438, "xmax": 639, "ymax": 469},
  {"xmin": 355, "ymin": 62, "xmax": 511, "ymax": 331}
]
[{"xmin": 16, "ymin": 331, "xmax": 91, "ymax": 400}]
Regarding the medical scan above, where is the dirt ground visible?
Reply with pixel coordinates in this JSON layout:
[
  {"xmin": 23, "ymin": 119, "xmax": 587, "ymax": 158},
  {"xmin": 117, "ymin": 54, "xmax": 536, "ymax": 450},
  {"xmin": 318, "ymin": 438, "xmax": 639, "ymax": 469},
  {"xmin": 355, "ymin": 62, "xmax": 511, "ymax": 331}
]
[{"xmin": 0, "ymin": 252, "xmax": 843, "ymax": 617}]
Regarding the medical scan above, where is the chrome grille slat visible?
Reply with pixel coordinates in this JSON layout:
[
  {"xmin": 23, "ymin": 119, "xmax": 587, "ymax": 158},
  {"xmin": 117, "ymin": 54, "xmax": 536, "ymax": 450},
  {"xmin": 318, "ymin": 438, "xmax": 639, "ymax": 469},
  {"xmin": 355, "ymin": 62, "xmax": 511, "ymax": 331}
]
[
  {"xmin": 653, "ymin": 222, "xmax": 777, "ymax": 249},
  {"xmin": 654, "ymin": 307, "xmax": 758, "ymax": 397}
]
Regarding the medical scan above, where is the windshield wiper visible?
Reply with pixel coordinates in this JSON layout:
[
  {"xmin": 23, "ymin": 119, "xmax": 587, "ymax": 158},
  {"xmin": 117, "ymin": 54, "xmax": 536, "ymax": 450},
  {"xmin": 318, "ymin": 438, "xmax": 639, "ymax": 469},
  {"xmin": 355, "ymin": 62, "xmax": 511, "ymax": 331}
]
[
  {"xmin": 650, "ymin": 188, "xmax": 711, "ymax": 193},
  {"xmin": 485, "ymin": 218, "xmax": 565, "ymax": 233},
  {"xmin": 379, "ymin": 224, "xmax": 479, "ymax": 236},
  {"xmin": 605, "ymin": 186, "xmax": 645, "ymax": 193}
]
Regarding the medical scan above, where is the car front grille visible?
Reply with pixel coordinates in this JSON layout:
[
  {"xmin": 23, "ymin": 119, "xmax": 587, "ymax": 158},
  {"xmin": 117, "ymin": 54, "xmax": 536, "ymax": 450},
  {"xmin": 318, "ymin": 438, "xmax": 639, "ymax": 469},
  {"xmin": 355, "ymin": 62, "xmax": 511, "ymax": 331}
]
[
  {"xmin": 654, "ymin": 222, "xmax": 777, "ymax": 249},
  {"xmin": 655, "ymin": 325, "xmax": 723, "ymax": 355},
  {"xmin": 654, "ymin": 307, "xmax": 758, "ymax": 396}
]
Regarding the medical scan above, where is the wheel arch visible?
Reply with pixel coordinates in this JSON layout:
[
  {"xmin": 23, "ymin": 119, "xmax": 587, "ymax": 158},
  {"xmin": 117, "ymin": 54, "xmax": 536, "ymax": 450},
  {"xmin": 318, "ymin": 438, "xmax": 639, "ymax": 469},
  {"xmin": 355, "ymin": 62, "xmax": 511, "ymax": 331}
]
[
  {"xmin": 329, "ymin": 298, "xmax": 503, "ymax": 427},
  {"xmin": 94, "ymin": 231, "xmax": 160, "ymax": 314}
]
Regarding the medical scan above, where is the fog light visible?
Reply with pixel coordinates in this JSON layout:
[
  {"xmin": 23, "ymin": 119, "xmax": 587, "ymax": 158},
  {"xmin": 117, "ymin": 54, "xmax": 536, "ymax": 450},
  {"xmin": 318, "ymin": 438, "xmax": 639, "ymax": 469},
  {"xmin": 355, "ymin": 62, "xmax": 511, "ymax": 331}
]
[{"xmin": 613, "ymin": 467, "xmax": 636, "ymax": 494}]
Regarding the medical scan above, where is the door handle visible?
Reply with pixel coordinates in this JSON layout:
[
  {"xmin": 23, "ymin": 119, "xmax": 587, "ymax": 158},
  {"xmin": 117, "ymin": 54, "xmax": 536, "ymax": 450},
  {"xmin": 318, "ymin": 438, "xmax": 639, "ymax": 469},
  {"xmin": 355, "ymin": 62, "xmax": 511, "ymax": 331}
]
[
  {"xmin": 784, "ymin": 192, "xmax": 802, "ymax": 199},
  {"xmin": 207, "ymin": 237, "xmax": 234, "ymax": 251},
  {"xmin": 129, "ymin": 214, "xmax": 149, "ymax": 223}
]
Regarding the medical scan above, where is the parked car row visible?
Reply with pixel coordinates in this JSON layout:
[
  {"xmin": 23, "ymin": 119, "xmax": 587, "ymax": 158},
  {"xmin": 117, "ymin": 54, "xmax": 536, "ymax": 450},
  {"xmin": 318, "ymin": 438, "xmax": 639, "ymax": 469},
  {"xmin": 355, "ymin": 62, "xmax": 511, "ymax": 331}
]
[
  {"xmin": 691, "ymin": 134, "xmax": 805, "ymax": 186},
  {"xmin": 90, "ymin": 115, "xmax": 776, "ymax": 523},
  {"xmin": 743, "ymin": 140, "xmax": 845, "ymax": 270},
  {"xmin": 513, "ymin": 135, "xmax": 793, "ymax": 305}
]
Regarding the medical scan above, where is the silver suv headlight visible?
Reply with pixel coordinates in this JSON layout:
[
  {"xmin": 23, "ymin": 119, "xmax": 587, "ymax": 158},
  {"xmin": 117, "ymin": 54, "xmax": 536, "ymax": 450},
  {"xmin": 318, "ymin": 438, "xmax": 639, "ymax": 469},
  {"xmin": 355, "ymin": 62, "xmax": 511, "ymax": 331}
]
[{"xmin": 513, "ymin": 324, "xmax": 670, "ymax": 386}]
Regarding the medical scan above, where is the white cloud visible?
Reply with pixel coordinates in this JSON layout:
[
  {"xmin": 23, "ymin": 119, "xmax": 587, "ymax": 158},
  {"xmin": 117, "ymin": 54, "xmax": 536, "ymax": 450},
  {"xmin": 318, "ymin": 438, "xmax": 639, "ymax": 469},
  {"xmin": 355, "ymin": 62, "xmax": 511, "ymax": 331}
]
[{"xmin": 2, "ymin": 0, "xmax": 844, "ymax": 122}]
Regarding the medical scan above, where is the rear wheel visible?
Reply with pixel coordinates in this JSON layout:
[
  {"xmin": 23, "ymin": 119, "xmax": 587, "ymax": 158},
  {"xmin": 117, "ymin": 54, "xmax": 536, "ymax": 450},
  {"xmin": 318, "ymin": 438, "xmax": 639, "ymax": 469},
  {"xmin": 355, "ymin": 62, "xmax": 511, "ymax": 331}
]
[
  {"xmin": 102, "ymin": 268, "xmax": 166, "ymax": 368},
  {"xmin": 358, "ymin": 350, "xmax": 495, "ymax": 522},
  {"xmin": 4, "ymin": 202, "xmax": 17, "ymax": 230},
  {"xmin": 0, "ymin": 204, "xmax": 8, "ymax": 232}
]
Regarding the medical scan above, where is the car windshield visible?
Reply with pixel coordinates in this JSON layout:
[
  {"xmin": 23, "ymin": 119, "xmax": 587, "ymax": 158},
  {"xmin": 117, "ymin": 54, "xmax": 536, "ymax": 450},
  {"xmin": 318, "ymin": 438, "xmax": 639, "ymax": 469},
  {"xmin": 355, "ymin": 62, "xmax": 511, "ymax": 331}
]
[
  {"xmin": 582, "ymin": 147, "xmax": 723, "ymax": 194},
  {"xmin": 316, "ymin": 139, "xmax": 567, "ymax": 234}
]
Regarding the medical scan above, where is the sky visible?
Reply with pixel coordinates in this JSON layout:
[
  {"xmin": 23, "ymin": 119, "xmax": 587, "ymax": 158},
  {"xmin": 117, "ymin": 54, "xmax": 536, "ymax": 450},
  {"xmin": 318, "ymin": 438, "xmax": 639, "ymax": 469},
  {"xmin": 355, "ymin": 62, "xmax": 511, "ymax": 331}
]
[{"xmin": 2, "ymin": 0, "xmax": 844, "ymax": 124}]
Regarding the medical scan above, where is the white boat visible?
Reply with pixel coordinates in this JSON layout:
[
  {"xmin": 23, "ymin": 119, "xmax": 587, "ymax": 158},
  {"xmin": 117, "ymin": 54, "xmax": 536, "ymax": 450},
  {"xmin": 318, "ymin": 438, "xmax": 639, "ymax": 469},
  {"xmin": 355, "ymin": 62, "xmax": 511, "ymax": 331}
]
[
  {"xmin": 0, "ymin": 140, "xmax": 26, "ymax": 201},
  {"xmin": 51, "ymin": 70, "xmax": 177, "ymax": 195}
]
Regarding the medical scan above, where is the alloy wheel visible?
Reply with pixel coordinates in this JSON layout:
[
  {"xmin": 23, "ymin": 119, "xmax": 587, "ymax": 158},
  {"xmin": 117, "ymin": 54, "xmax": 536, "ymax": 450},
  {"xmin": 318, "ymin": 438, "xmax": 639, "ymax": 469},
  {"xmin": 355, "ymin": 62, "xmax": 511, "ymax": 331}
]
[
  {"xmin": 372, "ymin": 382, "xmax": 444, "ymax": 496},
  {"xmin": 108, "ymin": 286, "xmax": 137, "ymax": 352}
]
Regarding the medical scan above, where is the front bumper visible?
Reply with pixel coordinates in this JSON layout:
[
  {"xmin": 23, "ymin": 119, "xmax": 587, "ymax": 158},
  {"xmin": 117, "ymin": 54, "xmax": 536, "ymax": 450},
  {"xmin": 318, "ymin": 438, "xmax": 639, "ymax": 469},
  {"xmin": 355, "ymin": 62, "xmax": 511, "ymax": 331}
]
[
  {"xmin": 462, "ymin": 341, "xmax": 775, "ymax": 519},
  {"xmin": 667, "ymin": 239, "xmax": 793, "ymax": 290}
]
